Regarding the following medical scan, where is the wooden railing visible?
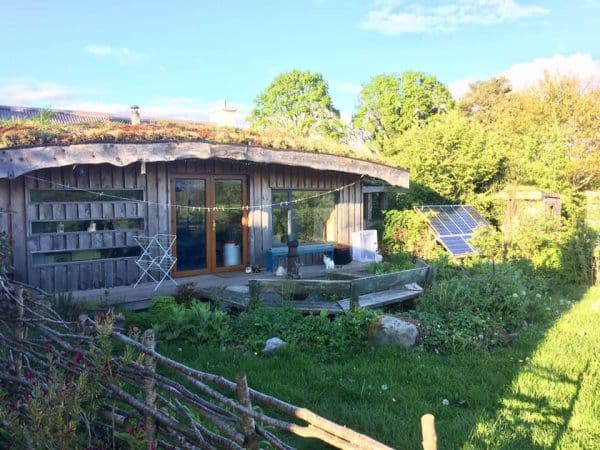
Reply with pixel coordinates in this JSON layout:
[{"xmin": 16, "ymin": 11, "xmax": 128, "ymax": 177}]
[{"xmin": 249, "ymin": 265, "xmax": 431, "ymax": 310}]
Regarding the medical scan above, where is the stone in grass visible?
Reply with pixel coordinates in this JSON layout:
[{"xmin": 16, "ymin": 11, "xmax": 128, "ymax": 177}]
[
  {"xmin": 262, "ymin": 337, "xmax": 288, "ymax": 356},
  {"xmin": 370, "ymin": 316, "xmax": 418, "ymax": 349}
]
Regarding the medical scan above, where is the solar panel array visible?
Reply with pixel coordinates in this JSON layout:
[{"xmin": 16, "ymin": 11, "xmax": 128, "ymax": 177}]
[{"xmin": 416, "ymin": 205, "xmax": 488, "ymax": 256}]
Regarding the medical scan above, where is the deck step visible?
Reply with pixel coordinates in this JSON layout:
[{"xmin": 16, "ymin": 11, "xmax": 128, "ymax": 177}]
[{"xmin": 337, "ymin": 288, "xmax": 422, "ymax": 311}]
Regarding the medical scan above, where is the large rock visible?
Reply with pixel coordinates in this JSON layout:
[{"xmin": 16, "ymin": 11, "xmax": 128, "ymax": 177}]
[
  {"xmin": 370, "ymin": 316, "xmax": 418, "ymax": 348},
  {"xmin": 262, "ymin": 337, "xmax": 288, "ymax": 355}
]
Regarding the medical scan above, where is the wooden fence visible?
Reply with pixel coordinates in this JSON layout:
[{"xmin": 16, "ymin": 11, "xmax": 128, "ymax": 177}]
[{"xmin": 0, "ymin": 277, "xmax": 437, "ymax": 449}]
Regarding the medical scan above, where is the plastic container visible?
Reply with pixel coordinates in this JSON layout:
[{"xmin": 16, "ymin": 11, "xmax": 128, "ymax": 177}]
[
  {"xmin": 223, "ymin": 242, "xmax": 241, "ymax": 266},
  {"xmin": 351, "ymin": 230, "xmax": 378, "ymax": 262}
]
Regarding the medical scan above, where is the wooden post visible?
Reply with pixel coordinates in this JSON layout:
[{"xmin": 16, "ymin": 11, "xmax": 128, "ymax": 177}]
[
  {"xmin": 421, "ymin": 414, "xmax": 437, "ymax": 450},
  {"xmin": 235, "ymin": 373, "xmax": 258, "ymax": 450},
  {"xmin": 350, "ymin": 281, "xmax": 359, "ymax": 311},
  {"xmin": 142, "ymin": 329, "xmax": 157, "ymax": 450}
]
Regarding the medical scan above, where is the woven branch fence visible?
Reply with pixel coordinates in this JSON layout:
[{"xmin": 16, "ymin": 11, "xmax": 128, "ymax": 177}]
[{"xmin": 0, "ymin": 278, "xmax": 436, "ymax": 449}]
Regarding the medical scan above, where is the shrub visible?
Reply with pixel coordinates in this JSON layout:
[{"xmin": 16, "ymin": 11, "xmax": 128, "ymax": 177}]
[
  {"xmin": 49, "ymin": 292, "xmax": 87, "ymax": 322},
  {"xmin": 366, "ymin": 252, "xmax": 414, "ymax": 274},
  {"xmin": 382, "ymin": 209, "xmax": 438, "ymax": 259},
  {"xmin": 407, "ymin": 262, "xmax": 548, "ymax": 353},
  {"xmin": 230, "ymin": 307, "xmax": 379, "ymax": 358},
  {"xmin": 152, "ymin": 300, "xmax": 231, "ymax": 346}
]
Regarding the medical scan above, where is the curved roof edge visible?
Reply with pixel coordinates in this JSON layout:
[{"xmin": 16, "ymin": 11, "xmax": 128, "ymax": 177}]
[{"xmin": 0, "ymin": 142, "xmax": 409, "ymax": 188}]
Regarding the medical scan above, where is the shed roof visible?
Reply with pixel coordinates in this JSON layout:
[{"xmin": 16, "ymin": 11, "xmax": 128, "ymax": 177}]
[{"xmin": 0, "ymin": 105, "xmax": 129, "ymax": 124}]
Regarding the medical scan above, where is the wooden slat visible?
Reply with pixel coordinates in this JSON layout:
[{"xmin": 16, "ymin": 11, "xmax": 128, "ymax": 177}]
[
  {"xmin": 0, "ymin": 179, "xmax": 10, "ymax": 238},
  {"xmin": 354, "ymin": 267, "xmax": 429, "ymax": 295},
  {"xmin": 146, "ymin": 163, "xmax": 159, "ymax": 236},
  {"xmin": 10, "ymin": 178, "xmax": 27, "ymax": 282},
  {"xmin": 259, "ymin": 166, "xmax": 271, "ymax": 266},
  {"xmin": 338, "ymin": 289, "xmax": 421, "ymax": 311},
  {"xmin": 67, "ymin": 264, "xmax": 80, "ymax": 291},
  {"xmin": 248, "ymin": 279, "xmax": 352, "ymax": 297},
  {"xmin": 157, "ymin": 162, "xmax": 169, "ymax": 234}
]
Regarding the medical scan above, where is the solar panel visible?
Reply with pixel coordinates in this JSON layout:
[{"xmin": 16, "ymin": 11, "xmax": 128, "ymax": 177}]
[{"xmin": 416, "ymin": 205, "xmax": 488, "ymax": 256}]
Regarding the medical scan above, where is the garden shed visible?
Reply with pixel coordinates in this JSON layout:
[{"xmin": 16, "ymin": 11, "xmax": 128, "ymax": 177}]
[{"xmin": 0, "ymin": 117, "xmax": 409, "ymax": 292}]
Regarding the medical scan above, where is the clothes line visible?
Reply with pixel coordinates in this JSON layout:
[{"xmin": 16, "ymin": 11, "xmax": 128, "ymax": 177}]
[{"xmin": 24, "ymin": 174, "xmax": 364, "ymax": 212}]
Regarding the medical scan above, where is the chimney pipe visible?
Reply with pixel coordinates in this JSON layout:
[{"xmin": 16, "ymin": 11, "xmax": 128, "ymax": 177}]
[{"xmin": 130, "ymin": 105, "xmax": 141, "ymax": 125}]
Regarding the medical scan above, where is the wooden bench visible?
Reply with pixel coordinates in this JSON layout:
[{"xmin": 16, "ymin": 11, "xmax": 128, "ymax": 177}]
[{"xmin": 265, "ymin": 242, "xmax": 334, "ymax": 271}]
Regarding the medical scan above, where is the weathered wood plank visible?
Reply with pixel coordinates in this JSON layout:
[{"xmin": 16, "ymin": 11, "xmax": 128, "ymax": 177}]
[
  {"xmin": 248, "ymin": 279, "xmax": 352, "ymax": 297},
  {"xmin": 156, "ymin": 162, "xmax": 169, "ymax": 234},
  {"xmin": 338, "ymin": 289, "xmax": 421, "ymax": 311},
  {"xmin": 10, "ymin": 178, "xmax": 28, "ymax": 282},
  {"xmin": 354, "ymin": 267, "xmax": 429, "ymax": 295},
  {"xmin": 0, "ymin": 179, "xmax": 10, "ymax": 235}
]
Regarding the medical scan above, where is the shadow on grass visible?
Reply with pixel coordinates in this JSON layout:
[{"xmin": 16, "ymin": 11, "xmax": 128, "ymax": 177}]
[{"xmin": 462, "ymin": 287, "xmax": 597, "ymax": 450}]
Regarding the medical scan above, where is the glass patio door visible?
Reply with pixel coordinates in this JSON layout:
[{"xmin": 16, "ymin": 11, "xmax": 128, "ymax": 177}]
[
  {"xmin": 172, "ymin": 176, "xmax": 247, "ymax": 275},
  {"xmin": 173, "ymin": 179, "xmax": 208, "ymax": 273},
  {"xmin": 214, "ymin": 179, "xmax": 244, "ymax": 268}
]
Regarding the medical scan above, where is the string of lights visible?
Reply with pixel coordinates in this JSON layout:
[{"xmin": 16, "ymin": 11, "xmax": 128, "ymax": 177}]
[{"xmin": 24, "ymin": 174, "xmax": 363, "ymax": 212}]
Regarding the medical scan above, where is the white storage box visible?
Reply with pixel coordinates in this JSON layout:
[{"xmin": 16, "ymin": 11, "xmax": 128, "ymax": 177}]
[{"xmin": 351, "ymin": 230, "xmax": 379, "ymax": 262}]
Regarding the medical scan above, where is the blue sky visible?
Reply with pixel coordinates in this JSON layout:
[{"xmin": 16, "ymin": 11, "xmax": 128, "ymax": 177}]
[{"xmin": 0, "ymin": 0, "xmax": 598, "ymax": 122}]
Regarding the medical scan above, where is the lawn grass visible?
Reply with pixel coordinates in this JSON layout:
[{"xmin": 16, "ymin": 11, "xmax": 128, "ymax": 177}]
[{"xmin": 159, "ymin": 286, "xmax": 599, "ymax": 449}]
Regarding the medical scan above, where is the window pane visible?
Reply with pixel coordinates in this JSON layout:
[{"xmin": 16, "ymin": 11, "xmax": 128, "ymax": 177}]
[
  {"xmin": 30, "ymin": 189, "xmax": 143, "ymax": 202},
  {"xmin": 32, "ymin": 246, "xmax": 141, "ymax": 266},
  {"xmin": 175, "ymin": 179, "xmax": 207, "ymax": 271},
  {"xmin": 271, "ymin": 190, "xmax": 335, "ymax": 245},
  {"xmin": 31, "ymin": 218, "xmax": 144, "ymax": 234},
  {"xmin": 215, "ymin": 180, "xmax": 243, "ymax": 267}
]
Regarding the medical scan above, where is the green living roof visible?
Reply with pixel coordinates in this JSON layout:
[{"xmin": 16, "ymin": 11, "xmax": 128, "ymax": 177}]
[{"xmin": 0, "ymin": 120, "xmax": 410, "ymax": 187}]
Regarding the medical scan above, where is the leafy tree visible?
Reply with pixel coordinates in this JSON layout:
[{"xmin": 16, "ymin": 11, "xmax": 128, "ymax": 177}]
[
  {"xmin": 353, "ymin": 71, "xmax": 454, "ymax": 153},
  {"xmin": 390, "ymin": 110, "xmax": 502, "ymax": 203},
  {"xmin": 248, "ymin": 70, "xmax": 345, "ymax": 141},
  {"xmin": 482, "ymin": 74, "xmax": 600, "ymax": 192},
  {"xmin": 459, "ymin": 76, "xmax": 512, "ymax": 128}
]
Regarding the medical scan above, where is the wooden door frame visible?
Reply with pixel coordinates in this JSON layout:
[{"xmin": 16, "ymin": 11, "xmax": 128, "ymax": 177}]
[{"xmin": 170, "ymin": 174, "xmax": 249, "ymax": 277}]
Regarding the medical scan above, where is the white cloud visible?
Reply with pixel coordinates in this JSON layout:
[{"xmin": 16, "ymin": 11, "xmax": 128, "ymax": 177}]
[
  {"xmin": 0, "ymin": 77, "xmax": 249, "ymax": 125},
  {"xmin": 84, "ymin": 44, "xmax": 145, "ymax": 64},
  {"xmin": 361, "ymin": 0, "xmax": 549, "ymax": 35},
  {"xmin": 501, "ymin": 53, "xmax": 600, "ymax": 90},
  {"xmin": 448, "ymin": 78, "xmax": 474, "ymax": 99},
  {"xmin": 0, "ymin": 78, "xmax": 75, "ymax": 105},
  {"xmin": 449, "ymin": 53, "xmax": 600, "ymax": 99}
]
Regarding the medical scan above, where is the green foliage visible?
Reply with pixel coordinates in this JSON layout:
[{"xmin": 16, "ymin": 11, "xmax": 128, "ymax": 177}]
[
  {"xmin": 151, "ymin": 300, "xmax": 231, "ymax": 346},
  {"xmin": 49, "ymin": 292, "xmax": 88, "ymax": 322},
  {"xmin": 37, "ymin": 108, "xmax": 55, "ymax": 124},
  {"xmin": 231, "ymin": 307, "xmax": 379, "ymax": 358},
  {"xmin": 382, "ymin": 209, "xmax": 437, "ymax": 259},
  {"xmin": 461, "ymin": 74, "xmax": 600, "ymax": 192},
  {"xmin": 353, "ymin": 71, "xmax": 454, "ymax": 152},
  {"xmin": 366, "ymin": 253, "xmax": 414, "ymax": 274},
  {"xmin": 0, "ymin": 368, "xmax": 100, "ymax": 449},
  {"xmin": 248, "ymin": 70, "xmax": 346, "ymax": 141},
  {"xmin": 469, "ymin": 224, "xmax": 504, "ymax": 262},
  {"xmin": 409, "ymin": 262, "xmax": 548, "ymax": 353},
  {"xmin": 558, "ymin": 214, "xmax": 598, "ymax": 285},
  {"xmin": 390, "ymin": 111, "xmax": 502, "ymax": 203},
  {"xmin": 129, "ymin": 298, "xmax": 380, "ymax": 359}
]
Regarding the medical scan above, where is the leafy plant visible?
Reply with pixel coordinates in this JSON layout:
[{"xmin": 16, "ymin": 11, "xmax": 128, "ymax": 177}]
[
  {"xmin": 49, "ymin": 292, "xmax": 88, "ymax": 322},
  {"xmin": 382, "ymin": 209, "xmax": 438, "ymax": 259},
  {"xmin": 151, "ymin": 300, "xmax": 231, "ymax": 346}
]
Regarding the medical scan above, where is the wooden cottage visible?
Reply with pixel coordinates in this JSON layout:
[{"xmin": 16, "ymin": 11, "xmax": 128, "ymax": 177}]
[{"xmin": 0, "ymin": 120, "xmax": 408, "ymax": 293}]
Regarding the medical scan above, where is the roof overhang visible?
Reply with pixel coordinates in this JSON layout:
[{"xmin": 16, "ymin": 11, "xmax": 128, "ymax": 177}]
[{"xmin": 0, "ymin": 142, "xmax": 409, "ymax": 188}]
